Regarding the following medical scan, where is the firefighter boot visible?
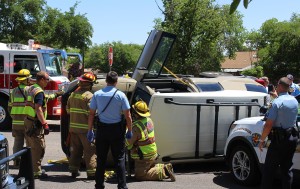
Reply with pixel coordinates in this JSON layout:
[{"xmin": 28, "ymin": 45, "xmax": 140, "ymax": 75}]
[
  {"xmin": 71, "ymin": 170, "xmax": 81, "ymax": 178},
  {"xmin": 34, "ymin": 169, "xmax": 48, "ymax": 179},
  {"xmin": 164, "ymin": 163, "xmax": 176, "ymax": 182}
]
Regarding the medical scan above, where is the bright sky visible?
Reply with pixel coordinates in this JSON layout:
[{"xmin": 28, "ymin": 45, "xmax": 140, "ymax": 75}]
[
  {"xmin": 217, "ymin": 0, "xmax": 300, "ymax": 31},
  {"xmin": 47, "ymin": 0, "xmax": 300, "ymax": 45}
]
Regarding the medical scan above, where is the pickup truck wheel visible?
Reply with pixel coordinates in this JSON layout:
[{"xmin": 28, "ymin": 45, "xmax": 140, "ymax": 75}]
[
  {"xmin": 229, "ymin": 145, "xmax": 260, "ymax": 186},
  {"xmin": 0, "ymin": 99, "xmax": 12, "ymax": 131}
]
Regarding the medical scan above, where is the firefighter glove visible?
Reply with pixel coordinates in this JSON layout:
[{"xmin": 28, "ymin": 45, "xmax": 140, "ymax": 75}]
[
  {"xmin": 43, "ymin": 123, "xmax": 50, "ymax": 135},
  {"xmin": 126, "ymin": 130, "xmax": 133, "ymax": 139},
  {"xmin": 87, "ymin": 130, "xmax": 94, "ymax": 143},
  {"xmin": 55, "ymin": 91, "xmax": 64, "ymax": 97}
]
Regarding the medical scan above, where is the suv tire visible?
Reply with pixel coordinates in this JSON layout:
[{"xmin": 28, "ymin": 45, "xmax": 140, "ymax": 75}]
[{"xmin": 229, "ymin": 145, "xmax": 260, "ymax": 186}]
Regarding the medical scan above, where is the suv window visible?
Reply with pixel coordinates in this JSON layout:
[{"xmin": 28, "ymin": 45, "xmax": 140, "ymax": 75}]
[
  {"xmin": 245, "ymin": 84, "xmax": 267, "ymax": 93},
  {"xmin": 14, "ymin": 55, "xmax": 40, "ymax": 77},
  {"xmin": 0, "ymin": 55, "xmax": 3, "ymax": 73},
  {"xmin": 132, "ymin": 87, "xmax": 152, "ymax": 105},
  {"xmin": 196, "ymin": 83, "xmax": 223, "ymax": 92}
]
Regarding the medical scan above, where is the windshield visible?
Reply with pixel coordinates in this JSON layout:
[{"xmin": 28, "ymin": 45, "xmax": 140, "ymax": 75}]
[
  {"xmin": 145, "ymin": 37, "xmax": 175, "ymax": 78},
  {"xmin": 42, "ymin": 53, "xmax": 62, "ymax": 76}
]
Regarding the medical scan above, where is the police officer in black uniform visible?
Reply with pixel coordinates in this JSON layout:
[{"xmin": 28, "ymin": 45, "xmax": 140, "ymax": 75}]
[{"xmin": 259, "ymin": 77, "xmax": 299, "ymax": 189}]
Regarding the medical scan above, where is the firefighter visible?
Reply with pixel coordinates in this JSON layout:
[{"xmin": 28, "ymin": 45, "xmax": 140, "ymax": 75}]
[
  {"xmin": 8, "ymin": 69, "xmax": 32, "ymax": 167},
  {"xmin": 125, "ymin": 100, "xmax": 176, "ymax": 182},
  {"xmin": 67, "ymin": 72, "xmax": 97, "ymax": 179},
  {"xmin": 23, "ymin": 71, "xmax": 63, "ymax": 179}
]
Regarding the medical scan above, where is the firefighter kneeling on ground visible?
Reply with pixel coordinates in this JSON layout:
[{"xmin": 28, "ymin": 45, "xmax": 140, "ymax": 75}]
[
  {"xmin": 67, "ymin": 72, "xmax": 97, "ymax": 179},
  {"xmin": 8, "ymin": 69, "xmax": 32, "ymax": 167},
  {"xmin": 125, "ymin": 100, "xmax": 176, "ymax": 181}
]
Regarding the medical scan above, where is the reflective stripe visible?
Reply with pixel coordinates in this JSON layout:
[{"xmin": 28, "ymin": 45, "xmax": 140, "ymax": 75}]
[
  {"xmin": 132, "ymin": 118, "xmax": 157, "ymax": 159},
  {"xmin": 158, "ymin": 164, "xmax": 164, "ymax": 180},
  {"xmin": 70, "ymin": 108, "xmax": 89, "ymax": 115},
  {"xmin": 12, "ymin": 120, "xmax": 24, "ymax": 125},
  {"xmin": 70, "ymin": 122, "xmax": 89, "ymax": 129},
  {"xmin": 24, "ymin": 84, "xmax": 47, "ymax": 119},
  {"xmin": 10, "ymin": 85, "xmax": 27, "ymax": 125},
  {"xmin": 10, "ymin": 106, "xmax": 26, "ymax": 115},
  {"xmin": 87, "ymin": 169, "xmax": 96, "ymax": 175},
  {"xmin": 71, "ymin": 93, "xmax": 85, "ymax": 99}
]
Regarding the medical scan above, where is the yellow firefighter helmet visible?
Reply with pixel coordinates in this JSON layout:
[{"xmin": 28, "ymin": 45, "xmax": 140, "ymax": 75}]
[
  {"xmin": 132, "ymin": 100, "xmax": 151, "ymax": 117},
  {"xmin": 15, "ymin": 69, "xmax": 32, "ymax": 81}
]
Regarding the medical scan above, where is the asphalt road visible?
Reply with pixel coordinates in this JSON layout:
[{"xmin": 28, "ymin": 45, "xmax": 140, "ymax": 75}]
[{"xmin": 1, "ymin": 123, "xmax": 299, "ymax": 189}]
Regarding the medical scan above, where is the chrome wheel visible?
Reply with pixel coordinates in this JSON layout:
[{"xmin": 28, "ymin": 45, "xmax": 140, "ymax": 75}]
[
  {"xmin": 229, "ymin": 145, "xmax": 260, "ymax": 186},
  {"xmin": 232, "ymin": 150, "xmax": 250, "ymax": 181}
]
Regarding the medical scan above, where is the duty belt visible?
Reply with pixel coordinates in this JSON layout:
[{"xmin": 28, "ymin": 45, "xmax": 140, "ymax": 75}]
[
  {"xmin": 269, "ymin": 127, "xmax": 298, "ymax": 142},
  {"xmin": 98, "ymin": 121, "xmax": 121, "ymax": 127}
]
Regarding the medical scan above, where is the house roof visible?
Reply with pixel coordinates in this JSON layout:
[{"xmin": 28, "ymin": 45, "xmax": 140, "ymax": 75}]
[{"xmin": 221, "ymin": 51, "xmax": 258, "ymax": 70}]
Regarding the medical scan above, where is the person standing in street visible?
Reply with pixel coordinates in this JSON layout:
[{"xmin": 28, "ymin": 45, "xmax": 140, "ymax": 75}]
[
  {"xmin": 87, "ymin": 71, "xmax": 133, "ymax": 189},
  {"xmin": 259, "ymin": 77, "xmax": 299, "ymax": 189},
  {"xmin": 66, "ymin": 73, "xmax": 97, "ymax": 179},
  {"xmin": 23, "ymin": 71, "xmax": 62, "ymax": 179},
  {"xmin": 8, "ymin": 69, "xmax": 32, "ymax": 167},
  {"xmin": 260, "ymin": 76, "xmax": 270, "ymax": 92},
  {"xmin": 287, "ymin": 74, "xmax": 300, "ymax": 102},
  {"xmin": 126, "ymin": 100, "xmax": 176, "ymax": 182}
]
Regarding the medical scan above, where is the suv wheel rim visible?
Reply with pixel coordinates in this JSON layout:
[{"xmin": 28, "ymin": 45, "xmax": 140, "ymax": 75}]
[{"xmin": 232, "ymin": 150, "xmax": 250, "ymax": 181}]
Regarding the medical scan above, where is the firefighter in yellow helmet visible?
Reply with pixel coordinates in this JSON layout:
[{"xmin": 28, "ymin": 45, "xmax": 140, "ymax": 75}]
[
  {"xmin": 66, "ymin": 72, "xmax": 97, "ymax": 179},
  {"xmin": 8, "ymin": 69, "xmax": 32, "ymax": 167},
  {"xmin": 125, "ymin": 100, "xmax": 176, "ymax": 181}
]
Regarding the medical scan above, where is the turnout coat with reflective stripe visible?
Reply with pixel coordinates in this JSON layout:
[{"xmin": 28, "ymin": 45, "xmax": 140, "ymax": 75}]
[
  {"xmin": 66, "ymin": 88, "xmax": 93, "ymax": 133},
  {"xmin": 9, "ymin": 84, "xmax": 28, "ymax": 129},
  {"xmin": 126, "ymin": 117, "xmax": 158, "ymax": 160},
  {"xmin": 24, "ymin": 84, "xmax": 47, "ymax": 119}
]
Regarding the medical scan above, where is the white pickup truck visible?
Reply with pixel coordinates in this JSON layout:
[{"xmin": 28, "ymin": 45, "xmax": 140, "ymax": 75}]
[
  {"xmin": 61, "ymin": 30, "xmax": 268, "ymax": 165},
  {"xmin": 224, "ymin": 116, "xmax": 300, "ymax": 186}
]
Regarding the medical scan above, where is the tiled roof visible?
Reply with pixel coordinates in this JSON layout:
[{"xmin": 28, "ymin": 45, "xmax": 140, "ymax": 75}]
[{"xmin": 221, "ymin": 51, "xmax": 258, "ymax": 69}]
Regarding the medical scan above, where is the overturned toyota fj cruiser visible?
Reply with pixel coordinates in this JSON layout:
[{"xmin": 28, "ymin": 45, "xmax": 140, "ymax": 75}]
[{"xmin": 61, "ymin": 30, "xmax": 267, "ymax": 164}]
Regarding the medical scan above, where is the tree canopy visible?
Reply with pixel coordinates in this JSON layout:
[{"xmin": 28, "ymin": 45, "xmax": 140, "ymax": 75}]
[
  {"xmin": 84, "ymin": 42, "xmax": 143, "ymax": 74},
  {"xmin": 252, "ymin": 14, "xmax": 300, "ymax": 82},
  {"xmin": 0, "ymin": 0, "xmax": 92, "ymax": 51},
  {"xmin": 155, "ymin": 0, "xmax": 245, "ymax": 76}
]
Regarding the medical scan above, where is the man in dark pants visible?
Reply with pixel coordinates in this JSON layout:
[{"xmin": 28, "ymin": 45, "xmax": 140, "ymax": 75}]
[
  {"xmin": 259, "ymin": 77, "xmax": 299, "ymax": 189},
  {"xmin": 87, "ymin": 71, "xmax": 133, "ymax": 189}
]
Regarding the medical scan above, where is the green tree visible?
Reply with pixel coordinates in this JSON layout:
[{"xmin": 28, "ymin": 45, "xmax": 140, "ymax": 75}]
[
  {"xmin": 0, "ymin": 1, "xmax": 93, "ymax": 51},
  {"xmin": 255, "ymin": 14, "xmax": 300, "ymax": 81},
  {"xmin": 241, "ymin": 65, "xmax": 263, "ymax": 78},
  {"xmin": 0, "ymin": 0, "xmax": 46, "ymax": 43},
  {"xmin": 156, "ymin": 0, "xmax": 245, "ymax": 75},
  {"xmin": 85, "ymin": 42, "xmax": 143, "ymax": 74},
  {"xmin": 39, "ymin": 2, "xmax": 93, "ymax": 51}
]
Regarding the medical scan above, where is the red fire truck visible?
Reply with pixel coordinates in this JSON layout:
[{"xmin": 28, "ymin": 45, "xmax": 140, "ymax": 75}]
[{"xmin": 0, "ymin": 41, "xmax": 69, "ymax": 130}]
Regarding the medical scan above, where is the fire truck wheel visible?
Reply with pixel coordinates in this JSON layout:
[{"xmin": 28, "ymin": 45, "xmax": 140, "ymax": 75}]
[{"xmin": 0, "ymin": 99, "xmax": 12, "ymax": 130}]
